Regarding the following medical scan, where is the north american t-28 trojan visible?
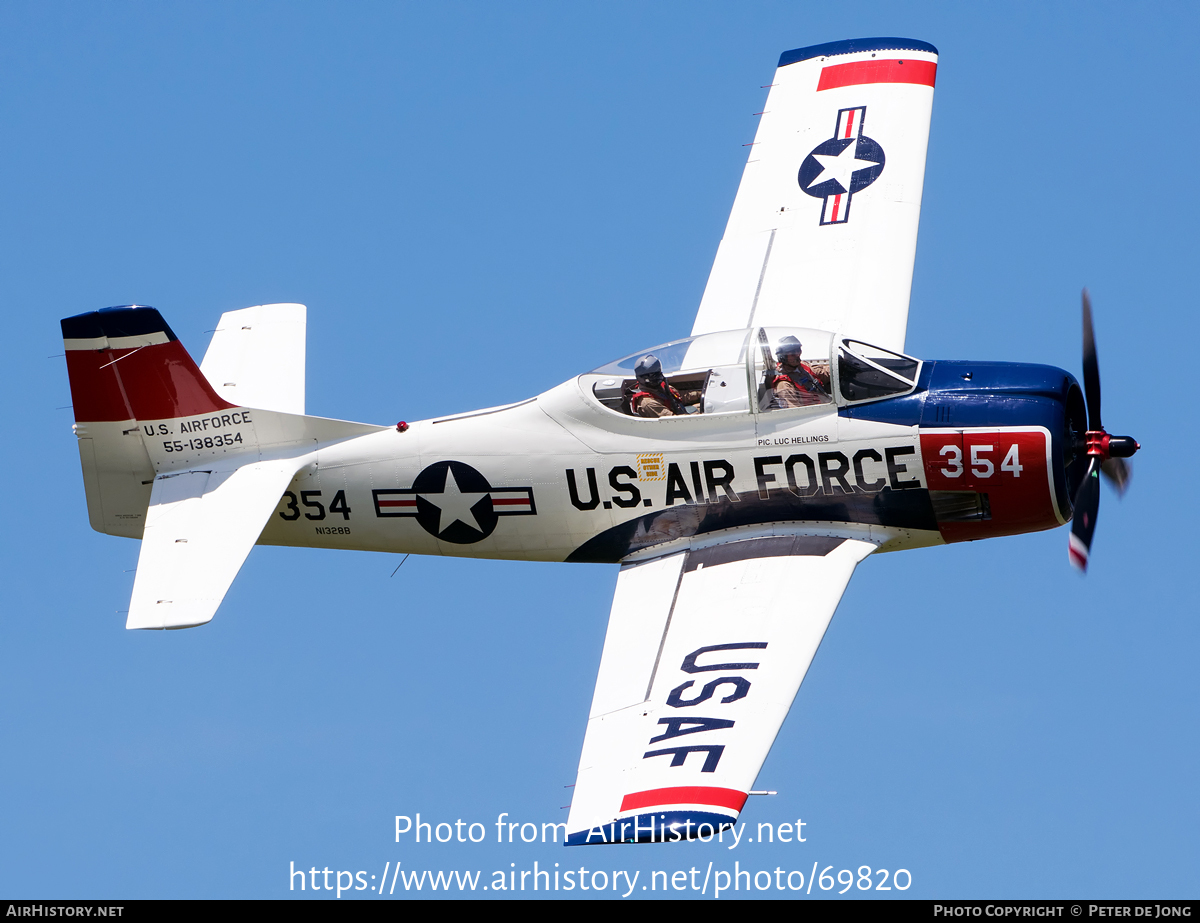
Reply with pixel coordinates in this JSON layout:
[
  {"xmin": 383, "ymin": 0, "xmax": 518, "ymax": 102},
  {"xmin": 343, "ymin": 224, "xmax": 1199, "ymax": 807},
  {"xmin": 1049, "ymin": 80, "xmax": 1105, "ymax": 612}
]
[{"xmin": 61, "ymin": 38, "xmax": 1137, "ymax": 846}]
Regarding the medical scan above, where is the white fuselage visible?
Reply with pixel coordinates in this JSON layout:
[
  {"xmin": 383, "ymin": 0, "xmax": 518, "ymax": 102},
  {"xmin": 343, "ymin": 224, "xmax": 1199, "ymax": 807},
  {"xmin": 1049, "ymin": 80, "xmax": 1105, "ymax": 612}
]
[{"xmin": 256, "ymin": 375, "xmax": 939, "ymax": 562}]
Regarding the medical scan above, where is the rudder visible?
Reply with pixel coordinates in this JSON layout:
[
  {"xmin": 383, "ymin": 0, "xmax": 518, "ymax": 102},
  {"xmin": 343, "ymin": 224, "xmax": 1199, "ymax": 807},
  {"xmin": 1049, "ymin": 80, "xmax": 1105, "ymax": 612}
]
[
  {"xmin": 62, "ymin": 305, "xmax": 233, "ymax": 425},
  {"xmin": 62, "ymin": 305, "xmax": 233, "ymax": 538}
]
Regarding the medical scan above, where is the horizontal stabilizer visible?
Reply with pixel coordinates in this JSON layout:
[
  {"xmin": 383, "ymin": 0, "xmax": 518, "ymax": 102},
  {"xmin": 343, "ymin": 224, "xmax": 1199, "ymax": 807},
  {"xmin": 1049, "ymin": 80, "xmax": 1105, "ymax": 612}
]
[
  {"xmin": 200, "ymin": 304, "xmax": 307, "ymax": 415},
  {"xmin": 127, "ymin": 458, "xmax": 306, "ymax": 629}
]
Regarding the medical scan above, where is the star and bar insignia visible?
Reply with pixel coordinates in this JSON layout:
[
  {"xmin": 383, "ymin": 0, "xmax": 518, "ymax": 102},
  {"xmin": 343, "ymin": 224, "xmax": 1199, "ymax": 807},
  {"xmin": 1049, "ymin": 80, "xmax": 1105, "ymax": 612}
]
[
  {"xmin": 797, "ymin": 106, "xmax": 886, "ymax": 225},
  {"xmin": 372, "ymin": 460, "xmax": 536, "ymax": 544}
]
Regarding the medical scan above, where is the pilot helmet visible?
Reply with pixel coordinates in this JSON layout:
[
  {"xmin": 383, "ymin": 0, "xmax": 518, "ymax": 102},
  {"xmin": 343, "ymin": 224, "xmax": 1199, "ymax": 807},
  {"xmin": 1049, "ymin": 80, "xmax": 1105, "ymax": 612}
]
[
  {"xmin": 634, "ymin": 354, "xmax": 665, "ymax": 386},
  {"xmin": 776, "ymin": 336, "xmax": 804, "ymax": 360}
]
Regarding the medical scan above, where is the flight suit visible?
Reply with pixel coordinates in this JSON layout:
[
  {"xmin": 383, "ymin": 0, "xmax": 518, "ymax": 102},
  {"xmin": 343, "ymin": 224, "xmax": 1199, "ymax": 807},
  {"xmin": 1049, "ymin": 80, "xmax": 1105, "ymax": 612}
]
[
  {"xmin": 771, "ymin": 362, "xmax": 830, "ymax": 408},
  {"xmin": 631, "ymin": 385, "xmax": 702, "ymax": 418}
]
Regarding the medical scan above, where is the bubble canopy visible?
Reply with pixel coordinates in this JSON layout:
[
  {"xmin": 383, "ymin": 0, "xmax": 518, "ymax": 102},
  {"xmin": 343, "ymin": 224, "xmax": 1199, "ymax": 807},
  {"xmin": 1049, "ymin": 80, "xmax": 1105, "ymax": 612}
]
[
  {"xmin": 584, "ymin": 327, "xmax": 920, "ymax": 418},
  {"xmin": 590, "ymin": 329, "xmax": 752, "ymax": 377}
]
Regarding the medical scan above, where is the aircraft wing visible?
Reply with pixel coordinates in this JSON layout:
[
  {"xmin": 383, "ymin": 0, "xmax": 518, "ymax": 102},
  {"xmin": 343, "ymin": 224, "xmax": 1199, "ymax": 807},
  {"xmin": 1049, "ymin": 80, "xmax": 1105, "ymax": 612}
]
[
  {"xmin": 691, "ymin": 37, "xmax": 938, "ymax": 352},
  {"xmin": 126, "ymin": 458, "xmax": 306, "ymax": 629},
  {"xmin": 566, "ymin": 534, "xmax": 876, "ymax": 844}
]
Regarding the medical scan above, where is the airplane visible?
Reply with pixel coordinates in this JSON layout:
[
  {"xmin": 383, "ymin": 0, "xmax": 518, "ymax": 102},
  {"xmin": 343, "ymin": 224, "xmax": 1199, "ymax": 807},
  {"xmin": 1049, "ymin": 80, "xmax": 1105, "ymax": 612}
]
[{"xmin": 60, "ymin": 37, "xmax": 1138, "ymax": 847}]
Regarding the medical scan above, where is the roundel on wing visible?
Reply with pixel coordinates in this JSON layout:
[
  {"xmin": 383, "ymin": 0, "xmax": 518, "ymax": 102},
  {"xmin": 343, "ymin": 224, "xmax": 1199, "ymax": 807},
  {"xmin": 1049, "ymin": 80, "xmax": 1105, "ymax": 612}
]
[
  {"xmin": 798, "ymin": 135, "xmax": 886, "ymax": 199},
  {"xmin": 412, "ymin": 460, "xmax": 499, "ymax": 544}
]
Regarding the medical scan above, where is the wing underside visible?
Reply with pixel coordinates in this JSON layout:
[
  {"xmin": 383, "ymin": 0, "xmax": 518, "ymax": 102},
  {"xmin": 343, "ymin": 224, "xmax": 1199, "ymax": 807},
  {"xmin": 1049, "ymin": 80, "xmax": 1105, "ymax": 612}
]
[{"xmin": 566, "ymin": 534, "xmax": 876, "ymax": 844}]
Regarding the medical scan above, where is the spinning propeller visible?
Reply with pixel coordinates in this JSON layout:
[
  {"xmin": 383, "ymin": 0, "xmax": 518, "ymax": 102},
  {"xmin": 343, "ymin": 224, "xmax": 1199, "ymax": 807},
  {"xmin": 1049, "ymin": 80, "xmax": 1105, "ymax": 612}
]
[{"xmin": 1069, "ymin": 290, "xmax": 1140, "ymax": 571}]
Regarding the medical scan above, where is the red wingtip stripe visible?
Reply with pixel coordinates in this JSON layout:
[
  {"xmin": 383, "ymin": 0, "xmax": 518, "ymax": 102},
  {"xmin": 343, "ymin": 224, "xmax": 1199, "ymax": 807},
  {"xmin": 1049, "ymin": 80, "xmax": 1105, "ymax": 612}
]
[
  {"xmin": 817, "ymin": 58, "xmax": 937, "ymax": 91},
  {"xmin": 620, "ymin": 787, "xmax": 747, "ymax": 813}
]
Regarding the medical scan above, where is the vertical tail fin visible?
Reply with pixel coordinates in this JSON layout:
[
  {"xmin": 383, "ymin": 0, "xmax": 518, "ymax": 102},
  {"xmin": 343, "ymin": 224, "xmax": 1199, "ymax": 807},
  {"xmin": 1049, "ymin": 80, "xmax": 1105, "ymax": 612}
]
[
  {"xmin": 61, "ymin": 304, "xmax": 387, "ymax": 627},
  {"xmin": 62, "ymin": 305, "xmax": 234, "ymax": 538},
  {"xmin": 62, "ymin": 305, "xmax": 233, "ymax": 425}
]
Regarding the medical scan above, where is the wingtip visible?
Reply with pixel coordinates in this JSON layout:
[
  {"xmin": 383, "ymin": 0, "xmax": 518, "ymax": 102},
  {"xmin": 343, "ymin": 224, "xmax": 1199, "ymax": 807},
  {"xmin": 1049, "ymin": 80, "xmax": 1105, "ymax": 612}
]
[
  {"xmin": 778, "ymin": 37, "xmax": 938, "ymax": 68},
  {"xmin": 566, "ymin": 810, "xmax": 740, "ymax": 845}
]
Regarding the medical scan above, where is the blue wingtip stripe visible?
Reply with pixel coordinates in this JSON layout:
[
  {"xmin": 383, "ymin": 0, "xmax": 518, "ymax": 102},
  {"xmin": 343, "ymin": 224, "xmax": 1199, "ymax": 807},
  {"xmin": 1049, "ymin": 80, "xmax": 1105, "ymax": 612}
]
[
  {"xmin": 778, "ymin": 37, "xmax": 938, "ymax": 68},
  {"xmin": 565, "ymin": 811, "xmax": 738, "ymax": 846}
]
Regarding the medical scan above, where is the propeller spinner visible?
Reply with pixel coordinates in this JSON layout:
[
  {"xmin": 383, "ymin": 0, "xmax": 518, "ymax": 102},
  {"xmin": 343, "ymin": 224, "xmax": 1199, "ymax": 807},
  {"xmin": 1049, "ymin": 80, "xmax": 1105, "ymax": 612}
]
[{"xmin": 1068, "ymin": 290, "xmax": 1140, "ymax": 571}]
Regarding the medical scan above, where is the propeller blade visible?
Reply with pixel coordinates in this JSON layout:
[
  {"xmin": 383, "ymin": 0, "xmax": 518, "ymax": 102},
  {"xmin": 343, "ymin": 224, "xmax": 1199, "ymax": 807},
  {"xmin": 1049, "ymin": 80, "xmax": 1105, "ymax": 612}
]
[
  {"xmin": 1101, "ymin": 457, "xmax": 1131, "ymax": 496},
  {"xmin": 1069, "ymin": 458, "xmax": 1102, "ymax": 571},
  {"xmin": 1081, "ymin": 289, "xmax": 1103, "ymax": 432}
]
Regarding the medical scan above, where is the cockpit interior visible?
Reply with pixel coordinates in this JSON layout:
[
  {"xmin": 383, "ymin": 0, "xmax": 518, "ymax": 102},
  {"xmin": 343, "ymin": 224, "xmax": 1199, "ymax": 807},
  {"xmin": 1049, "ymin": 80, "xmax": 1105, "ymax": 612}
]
[{"xmin": 582, "ymin": 327, "xmax": 921, "ymax": 419}]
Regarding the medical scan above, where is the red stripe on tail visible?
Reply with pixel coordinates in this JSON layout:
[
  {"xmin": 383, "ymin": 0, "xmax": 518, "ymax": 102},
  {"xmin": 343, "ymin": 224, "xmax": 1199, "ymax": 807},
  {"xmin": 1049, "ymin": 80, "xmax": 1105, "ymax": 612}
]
[{"xmin": 65, "ymin": 341, "xmax": 233, "ymax": 422}]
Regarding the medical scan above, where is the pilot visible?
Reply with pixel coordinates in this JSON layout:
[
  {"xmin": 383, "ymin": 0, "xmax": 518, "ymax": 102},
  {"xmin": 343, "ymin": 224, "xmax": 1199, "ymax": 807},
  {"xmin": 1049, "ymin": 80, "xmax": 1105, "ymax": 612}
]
[
  {"xmin": 629, "ymin": 354, "xmax": 702, "ymax": 418},
  {"xmin": 770, "ymin": 336, "xmax": 830, "ymax": 408}
]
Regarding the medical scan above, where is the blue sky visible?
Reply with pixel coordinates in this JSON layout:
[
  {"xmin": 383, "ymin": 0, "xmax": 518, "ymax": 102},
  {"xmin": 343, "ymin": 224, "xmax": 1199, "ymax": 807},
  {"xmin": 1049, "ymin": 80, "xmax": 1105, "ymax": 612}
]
[{"xmin": 1, "ymin": 1, "xmax": 1197, "ymax": 900}]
